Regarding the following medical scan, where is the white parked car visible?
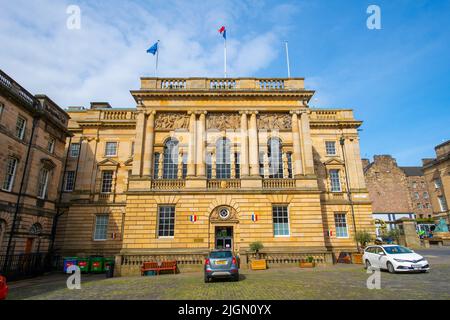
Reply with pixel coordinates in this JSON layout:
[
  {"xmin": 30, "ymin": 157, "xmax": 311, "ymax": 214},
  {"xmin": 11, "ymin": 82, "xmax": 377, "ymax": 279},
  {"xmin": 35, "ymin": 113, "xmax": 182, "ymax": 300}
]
[{"xmin": 363, "ymin": 245, "xmax": 430, "ymax": 273}]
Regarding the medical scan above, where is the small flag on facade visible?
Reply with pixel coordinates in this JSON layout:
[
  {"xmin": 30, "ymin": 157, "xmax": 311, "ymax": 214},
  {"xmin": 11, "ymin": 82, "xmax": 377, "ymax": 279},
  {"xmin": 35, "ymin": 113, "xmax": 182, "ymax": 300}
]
[
  {"xmin": 251, "ymin": 213, "xmax": 258, "ymax": 222},
  {"xmin": 189, "ymin": 215, "xmax": 197, "ymax": 223}
]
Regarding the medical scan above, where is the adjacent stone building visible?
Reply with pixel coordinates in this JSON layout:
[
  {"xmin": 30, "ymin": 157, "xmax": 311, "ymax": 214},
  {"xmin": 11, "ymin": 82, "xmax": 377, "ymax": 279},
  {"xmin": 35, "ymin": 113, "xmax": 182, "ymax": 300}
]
[
  {"xmin": 0, "ymin": 69, "xmax": 71, "ymax": 255},
  {"xmin": 363, "ymin": 155, "xmax": 433, "ymax": 234},
  {"xmin": 54, "ymin": 76, "xmax": 374, "ymax": 275},
  {"xmin": 423, "ymin": 140, "xmax": 450, "ymax": 225}
]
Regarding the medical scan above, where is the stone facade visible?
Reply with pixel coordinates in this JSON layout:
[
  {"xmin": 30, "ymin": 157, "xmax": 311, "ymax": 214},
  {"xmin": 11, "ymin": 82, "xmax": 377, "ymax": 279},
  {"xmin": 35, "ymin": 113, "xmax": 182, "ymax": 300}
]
[
  {"xmin": 55, "ymin": 77, "xmax": 374, "ymax": 275},
  {"xmin": 0, "ymin": 69, "xmax": 70, "ymax": 255},
  {"xmin": 423, "ymin": 141, "xmax": 450, "ymax": 225}
]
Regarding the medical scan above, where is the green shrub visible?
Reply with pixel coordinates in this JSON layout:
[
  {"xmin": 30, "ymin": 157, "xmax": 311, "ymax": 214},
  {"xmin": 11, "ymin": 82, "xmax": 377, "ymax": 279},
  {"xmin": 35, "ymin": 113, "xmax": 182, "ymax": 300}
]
[
  {"xmin": 249, "ymin": 241, "xmax": 264, "ymax": 259},
  {"xmin": 355, "ymin": 230, "xmax": 372, "ymax": 248}
]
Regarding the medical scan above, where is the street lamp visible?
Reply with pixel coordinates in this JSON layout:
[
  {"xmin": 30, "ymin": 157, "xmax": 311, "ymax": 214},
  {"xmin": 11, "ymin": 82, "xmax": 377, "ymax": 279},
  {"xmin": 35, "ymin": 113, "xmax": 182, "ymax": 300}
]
[{"xmin": 340, "ymin": 136, "xmax": 360, "ymax": 252}]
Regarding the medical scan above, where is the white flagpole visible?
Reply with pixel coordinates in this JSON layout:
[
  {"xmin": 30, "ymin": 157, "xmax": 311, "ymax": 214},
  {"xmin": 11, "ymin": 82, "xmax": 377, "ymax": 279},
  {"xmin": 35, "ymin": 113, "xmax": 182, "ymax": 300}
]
[
  {"xmin": 224, "ymin": 37, "xmax": 227, "ymax": 78},
  {"xmin": 285, "ymin": 41, "xmax": 291, "ymax": 78},
  {"xmin": 155, "ymin": 40, "xmax": 160, "ymax": 78}
]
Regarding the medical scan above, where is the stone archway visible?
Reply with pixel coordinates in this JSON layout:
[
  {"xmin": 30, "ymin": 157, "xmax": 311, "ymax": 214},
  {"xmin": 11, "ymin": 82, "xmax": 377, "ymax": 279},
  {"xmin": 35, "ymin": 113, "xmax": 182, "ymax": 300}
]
[{"xmin": 208, "ymin": 204, "xmax": 240, "ymax": 253}]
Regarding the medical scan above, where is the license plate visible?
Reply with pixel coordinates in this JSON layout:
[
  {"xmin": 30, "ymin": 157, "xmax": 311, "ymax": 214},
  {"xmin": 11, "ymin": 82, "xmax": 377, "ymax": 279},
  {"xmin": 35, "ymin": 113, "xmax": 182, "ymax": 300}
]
[
  {"xmin": 412, "ymin": 264, "xmax": 422, "ymax": 269},
  {"xmin": 216, "ymin": 260, "xmax": 227, "ymax": 265}
]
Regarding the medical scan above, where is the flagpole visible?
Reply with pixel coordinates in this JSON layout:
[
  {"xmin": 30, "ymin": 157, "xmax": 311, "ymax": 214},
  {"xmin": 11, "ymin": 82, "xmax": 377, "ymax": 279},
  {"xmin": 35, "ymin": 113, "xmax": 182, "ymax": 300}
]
[
  {"xmin": 224, "ymin": 37, "xmax": 227, "ymax": 78},
  {"xmin": 155, "ymin": 40, "xmax": 160, "ymax": 78},
  {"xmin": 285, "ymin": 41, "xmax": 291, "ymax": 78}
]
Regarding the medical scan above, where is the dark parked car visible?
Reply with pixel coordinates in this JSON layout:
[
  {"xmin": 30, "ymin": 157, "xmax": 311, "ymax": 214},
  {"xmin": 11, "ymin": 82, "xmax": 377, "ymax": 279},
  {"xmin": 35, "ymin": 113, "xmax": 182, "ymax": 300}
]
[{"xmin": 204, "ymin": 250, "xmax": 239, "ymax": 283}]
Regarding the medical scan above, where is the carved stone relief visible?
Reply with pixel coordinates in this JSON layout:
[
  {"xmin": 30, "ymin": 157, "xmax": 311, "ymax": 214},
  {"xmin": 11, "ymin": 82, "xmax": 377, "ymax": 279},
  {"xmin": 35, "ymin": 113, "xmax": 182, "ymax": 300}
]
[
  {"xmin": 207, "ymin": 113, "xmax": 240, "ymax": 130},
  {"xmin": 155, "ymin": 112, "xmax": 190, "ymax": 130},
  {"xmin": 258, "ymin": 113, "xmax": 292, "ymax": 130}
]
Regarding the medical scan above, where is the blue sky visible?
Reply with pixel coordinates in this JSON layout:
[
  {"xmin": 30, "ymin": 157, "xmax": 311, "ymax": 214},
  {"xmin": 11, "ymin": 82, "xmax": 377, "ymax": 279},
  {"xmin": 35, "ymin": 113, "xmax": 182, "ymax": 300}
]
[{"xmin": 0, "ymin": 0, "xmax": 449, "ymax": 165}]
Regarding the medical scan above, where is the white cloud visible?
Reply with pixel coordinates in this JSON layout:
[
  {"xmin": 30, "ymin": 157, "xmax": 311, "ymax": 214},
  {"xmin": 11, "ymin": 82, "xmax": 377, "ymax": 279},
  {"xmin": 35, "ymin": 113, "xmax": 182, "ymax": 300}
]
[{"xmin": 0, "ymin": 0, "xmax": 291, "ymax": 108}]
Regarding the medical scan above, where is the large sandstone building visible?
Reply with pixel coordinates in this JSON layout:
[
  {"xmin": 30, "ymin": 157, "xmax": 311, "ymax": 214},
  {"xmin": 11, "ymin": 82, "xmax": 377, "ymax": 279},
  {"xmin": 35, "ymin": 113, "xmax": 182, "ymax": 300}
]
[
  {"xmin": 363, "ymin": 155, "xmax": 433, "ymax": 233},
  {"xmin": 54, "ymin": 77, "xmax": 374, "ymax": 274},
  {"xmin": 423, "ymin": 141, "xmax": 450, "ymax": 225},
  {"xmin": 0, "ymin": 69, "xmax": 70, "ymax": 255}
]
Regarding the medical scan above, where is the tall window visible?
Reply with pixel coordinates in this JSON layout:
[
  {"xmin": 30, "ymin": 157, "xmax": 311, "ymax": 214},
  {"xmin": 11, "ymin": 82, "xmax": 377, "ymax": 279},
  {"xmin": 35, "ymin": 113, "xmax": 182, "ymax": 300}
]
[
  {"xmin": 15, "ymin": 116, "xmax": 26, "ymax": 140},
  {"xmin": 423, "ymin": 192, "xmax": 429, "ymax": 199},
  {"xmin": 163, "ymin": 139, "xmax": 179, "ymax": 179},
  {"xmin": 158, "ymin": 206, "xmax": 175, "ymax": 237},
  {"xmin": 414, "ymin": 192, "xmax": 420, "ymax": 200},
  {"xmin": 101, "ymin": 171, "xmax": 113, "ymax": 193},
  {"xmin": 2, "ymin": 157, "xmax": 18, "ymax": 192},
  {"xmin": 235, "ymin": 153, "xmax": 241, "ymax": 179},
  {"xmin": 206, "ymin": 153, "xmax": 212, "ymax": 179},
  {"xmin": 273, "ymin": 205, "xmax": 290, "ymax": 236},
  {"xmin": 287, "ymin": 153, "xmax": 293, "ymax": 178},
  {"xmin": 259, "ymin": 151, "xmax": 265, "ymax": 177},
  {"xmin": 105, "ymin": 142, "xmax": 118, "ymax": 157},
  {"xmin": 0, "ymin": 219, "xmax": 6, "ymax": 251},
  {"xmin": 37, "ymin": 168, "xmax": 50, "ymax": 199},
  {"xmin": 334, "ymin": 213, "xmax": 348, "ymax": 238},
  {"xmin": 70, "ymin": 143, "xmax": 80, "ymax": 158},
  {"xmin": 0, "ymin": 103, "xmax": 4, "ymax": 119},
  {"xmin": 94, "ymin": 215, "xmax": 109, "ymax": 241},
  {"xmin": 153, "ymin": 153, "xmax": 160, "ymax": 179},
  {"xmin": 47, "ymin": 138, "xmax": 56, "ymax": 154},
  {"xmin": 268, "ymin": 138, "xmax": 283, "ymax": 178},
  {"xmin": 438, "ymin": 196, "xmax": 448, "ymax": 212},
  {"xmin": 434, "ymin": 178, "xmax": 442, "ymax": 189},
  {"xmin": 329, "ymin": 169, "xmax": 342, "ymax": 192},
  {"xmin": 216, "ymin": 138, "xmax": 231, "ymax": 179},
  {"xmin": 65, "ymin": 171, "xmax": 75, "ymax": 192},
  {"xmin": 182, "ymin": 153, "xmax": 188, "ymax": 179},
  {"xmin": 325, "ymin": 141, "xmax": 337, "ymax": 156}
]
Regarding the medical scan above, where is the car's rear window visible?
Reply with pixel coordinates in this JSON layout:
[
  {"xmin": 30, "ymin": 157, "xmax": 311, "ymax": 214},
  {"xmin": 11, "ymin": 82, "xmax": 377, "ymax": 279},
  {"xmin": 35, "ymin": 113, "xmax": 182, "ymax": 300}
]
[{"xmin": 210, "ymin": 251, "xmax": 232, "ymax": 258}]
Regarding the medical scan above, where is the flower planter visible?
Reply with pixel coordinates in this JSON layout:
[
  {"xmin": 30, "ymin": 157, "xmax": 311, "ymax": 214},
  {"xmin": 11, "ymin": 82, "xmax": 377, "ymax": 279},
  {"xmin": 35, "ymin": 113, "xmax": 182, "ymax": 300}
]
[
  {"xmin": 250, "ymin": 259, "xmax": 267, "ymax": 270},
  {"xmin": 352, "ymin": 253, "xmax": 363, "ymax": 265},
  {"xmin": 299, "ymin": 262, "xmax": 316, "ymax": 268}
]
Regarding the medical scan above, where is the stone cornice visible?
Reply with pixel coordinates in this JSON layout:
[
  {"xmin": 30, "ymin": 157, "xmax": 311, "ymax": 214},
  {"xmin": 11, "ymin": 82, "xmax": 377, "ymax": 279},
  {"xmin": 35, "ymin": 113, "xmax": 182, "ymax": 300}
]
[{"xmin": 131, "ymin": 90, "xmax": 315, "ymax": 100}]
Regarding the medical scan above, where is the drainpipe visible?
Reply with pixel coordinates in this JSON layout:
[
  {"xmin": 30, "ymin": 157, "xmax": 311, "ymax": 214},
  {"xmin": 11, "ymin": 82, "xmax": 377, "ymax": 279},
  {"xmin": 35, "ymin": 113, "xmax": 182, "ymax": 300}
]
[
  {"xmin": 3, "ymin": 116, "xmax": 39, "ymax": 270},
  {"xmin": 340, "ymin": 136, "xmax": 360, "ymax": 252},
  {"xmin": 49, "ymin": 136, "xmax": 72, "ymax": 253}
]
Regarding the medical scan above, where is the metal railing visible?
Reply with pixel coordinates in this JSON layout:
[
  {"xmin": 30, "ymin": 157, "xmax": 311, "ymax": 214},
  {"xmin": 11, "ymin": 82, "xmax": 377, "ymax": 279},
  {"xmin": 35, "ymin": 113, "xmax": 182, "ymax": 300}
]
[{"xmin": 0, "ymin": 253, "xmax": 63, "ymax": 281}]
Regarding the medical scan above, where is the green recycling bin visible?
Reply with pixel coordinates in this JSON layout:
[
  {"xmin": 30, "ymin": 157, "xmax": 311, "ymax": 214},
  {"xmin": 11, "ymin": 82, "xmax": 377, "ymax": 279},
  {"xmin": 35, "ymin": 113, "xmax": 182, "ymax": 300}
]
[
  {"xmin": 104, "ymin": 258, "xmax": 115, "ymax": 272},
  {"xmin": 77, "ymin": 258, "xmax": 90, "ymax": 273},
  {"xmin": 89, "ymin": 256, "xmax": 105, "ymax": 273}
]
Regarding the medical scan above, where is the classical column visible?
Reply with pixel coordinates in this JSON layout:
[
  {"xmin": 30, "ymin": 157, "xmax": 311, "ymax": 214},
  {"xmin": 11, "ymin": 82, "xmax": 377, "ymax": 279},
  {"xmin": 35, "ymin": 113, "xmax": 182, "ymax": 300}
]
[
  {"xmin": 187, "ymin": 112, "xmax": 197, "ymax": 177},
  {"xmin": 230, "ymin": 149, "xmax": 236, "ymax": 179},
  {"xmin": 248, "ymin": 111, "xmax": 260, "ymax": 176},
  {"xmin": 263, "ymin": 153, "xmax": 270, "ymax": 178},
  {"xmin": 282, "ymin": 153, "xmax": 289, "ymax": 179},
  {"xmin": 177, "ymin": 152, "xmax": 183, "ymax": 179},
  {"xmin": 240, "ymin": 111, "xmax": 250, "ymax": 177},
  {"xmin": 196, "ymin": 111, "xmax": 207, "ymax": 177},
  {"xmin": 132, "ymin": 111, "xmax": 146, "ymax": 176},
  {"xmin": 299, "ymin": 110, "xmax": 314, "ymax": 174},
  {"xmin": 211, "ymin": 152, "xmax": 217, "ymax": 179},
  {"xmin": 290, "ymin": 111, "xmax": 303, "ymax": 176},
  {"xmin": 143, "ymin": 111, "xmax": 155, "ymax": 176},
  {"xmin": 158, "ymin": 153, "xmax": 164, "ymax": 179}
]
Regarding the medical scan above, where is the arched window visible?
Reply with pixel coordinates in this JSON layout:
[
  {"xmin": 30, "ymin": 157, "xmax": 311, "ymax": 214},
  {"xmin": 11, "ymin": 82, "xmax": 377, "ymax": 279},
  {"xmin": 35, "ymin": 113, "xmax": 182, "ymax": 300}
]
[
  {"xmin": 0, "ymin": 219, "xmax": 6, "ymax": 252},
  {"xmin": 268, "ymin": 138, "xmax": 283, "ymax": 178},
  {"xmin": 163, "ymin": 139, "xmax": 179, "ymax": 179},
  {"xmin": 216, "ymin": 138, "xmax": 231, "ymax": 179},
  {"xmin": 30, "ymin": 223, "xmax": 43, "ymax": 235}
]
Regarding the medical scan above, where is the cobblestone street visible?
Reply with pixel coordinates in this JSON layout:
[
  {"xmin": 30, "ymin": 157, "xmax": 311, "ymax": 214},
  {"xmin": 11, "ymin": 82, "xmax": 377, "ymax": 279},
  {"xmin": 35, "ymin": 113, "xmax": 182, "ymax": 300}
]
[{"xmin": 6, "ymin": 248, "xmax": 450, "ymax": 300}]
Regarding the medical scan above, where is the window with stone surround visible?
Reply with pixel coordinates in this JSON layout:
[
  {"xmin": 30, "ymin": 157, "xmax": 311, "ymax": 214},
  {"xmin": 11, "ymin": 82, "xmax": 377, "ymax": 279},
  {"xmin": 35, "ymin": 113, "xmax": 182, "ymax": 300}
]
[
  {"xmin": 438, "ymin": 196, "xmax": 448, "ymax": 212},
  {"xmin": 47, "ymin": 137, "xmax": 56, "ymax": 154},
  {"xmin": 329, "ymin": 169, "xmax": 342, "ymax": 192},
  {"xmin": 153, "ymin": 153, "xmax": 160, "ymax": 179},
  {"xmin": 334, "ymin": 213, "xmax": 348, "ymax": 238},
  {"xmin": 434, "ymin": 178, "xmax": 442, "ymax": 189},
  {"xmin": 15, "ymin": 116, "xmax": 26, "ymax": 140},
  {"xmin": 94, "ymin": 215, "xmax": 109, "ymax": 241},
  {"xmin": 423, "ymin": 192, "xmax": 429, "ymax": 199},
  {"xmin": 158, "ymin": 206, "xmax": 175, "ymax": 237},
  {"xmin": 325, "ymin": 141, "xmax": 337, "ymax": 156},
  {"xmin": 64, "ymin": 171, "xmax": 75, "ymax": 192},
  {"xmin": 70, "ymin": 143, "xmax": 80, "ymax": 158},
  {"xmin": 287, "ymin": 152, "xmax": 293, "ymax": 178},
  {"xmin": 216, "ymin": 138, "xmax": 231, "ymax": 179},
  {"xmin": 273, "ymin": 205, "xmax": 290, "ymax": 237},
  {"xmin": 414, "ymin": 192, "xmax": 419, "ymax": 200},
  {"xmin": 2, "ymin": 157, "xmax": 18, "ymax": 192},
  {"xmin": 206, "ymin": 153, "xmax": 212, "ymax": 179},
  {"xmin": 37, "ymin": 168, "xmax": 50, "ymax": 199},
  {"xmin": 235, "ymin": 153, "xmax": 241, "ymax": 179},
  {"xmin": 105, "ymin": 142, "xmax": 118, "ymax": 157},
  {"xmin": 182, "ymin": 153, "xmax": 188, "ymax": 179},
  {"xmin": 0, "ymin": 103, "xmax": 4, "ymax": 120},
  {"xmin": 268, "ymin": 138, "xmax": 283, "ymax": 178},
  {"xmin": 101, "ymin": 171, "xmax": 113, "ymax": 193},
  {"xmin": 163, "ymin": 139, "xmax": 179, "ymax": 179}
]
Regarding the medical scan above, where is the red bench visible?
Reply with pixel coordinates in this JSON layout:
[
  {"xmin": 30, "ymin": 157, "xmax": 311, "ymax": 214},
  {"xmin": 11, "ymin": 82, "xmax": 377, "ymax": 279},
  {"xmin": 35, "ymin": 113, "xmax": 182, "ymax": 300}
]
[{"xmin": 141, "ymin": 261, "xmax": 177, "ymax": 276}]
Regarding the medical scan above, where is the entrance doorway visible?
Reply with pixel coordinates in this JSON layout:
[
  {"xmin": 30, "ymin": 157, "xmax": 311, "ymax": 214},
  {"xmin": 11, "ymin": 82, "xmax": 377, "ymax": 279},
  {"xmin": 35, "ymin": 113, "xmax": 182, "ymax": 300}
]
[{"xmin": 215, "ymin": 227, "xmax": 233, "ymax": 250}]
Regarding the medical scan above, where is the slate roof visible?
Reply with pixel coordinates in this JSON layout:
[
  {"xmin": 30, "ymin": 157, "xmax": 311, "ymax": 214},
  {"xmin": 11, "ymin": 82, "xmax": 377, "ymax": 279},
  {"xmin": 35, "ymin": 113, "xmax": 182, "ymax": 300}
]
[{"xmin": 400, "ymin": 166, "xmax": 424, "ymax": 177}]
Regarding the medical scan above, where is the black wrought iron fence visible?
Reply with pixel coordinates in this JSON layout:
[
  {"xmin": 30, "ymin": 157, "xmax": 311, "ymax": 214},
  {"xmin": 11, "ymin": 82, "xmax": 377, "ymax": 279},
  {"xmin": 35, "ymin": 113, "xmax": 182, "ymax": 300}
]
[{"xmin": 0, "ymin": 253, "xmax": 63, "ymax": 281}]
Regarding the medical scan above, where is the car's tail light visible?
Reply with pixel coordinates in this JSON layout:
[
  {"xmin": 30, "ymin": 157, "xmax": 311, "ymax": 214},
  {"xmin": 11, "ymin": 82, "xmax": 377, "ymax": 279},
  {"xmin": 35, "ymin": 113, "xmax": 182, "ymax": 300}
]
[
  {"xmin": 232, "ymin": 257, "xmax": 237, "ymax": 265},
  {"xmin": 205, "ymin": 258, "xmax": 210, "ymax": 266}
]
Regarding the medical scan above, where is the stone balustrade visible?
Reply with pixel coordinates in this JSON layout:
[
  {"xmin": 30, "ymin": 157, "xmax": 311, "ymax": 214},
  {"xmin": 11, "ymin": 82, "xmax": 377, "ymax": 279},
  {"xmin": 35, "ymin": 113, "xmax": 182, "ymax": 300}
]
[
  {"xmin": 151, "ymin": 179, "xmax": 186, "ymax": 190},
  {"xmin": 207, "ymin": 179, "xmax": 241, "ymax": 189},
  {"xmin": 262, "ymin": 179, "xmax": 296, "ymax": 189},
  {"xmin": 101, "ymin": 110, "xmax": 137, "ymax": 120}
]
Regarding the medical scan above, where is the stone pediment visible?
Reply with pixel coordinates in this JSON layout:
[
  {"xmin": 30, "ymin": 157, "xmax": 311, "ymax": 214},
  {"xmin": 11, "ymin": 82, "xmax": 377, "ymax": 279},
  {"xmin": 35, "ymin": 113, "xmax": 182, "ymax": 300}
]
[
  {"xmin": 124, "ymin": 158, "xmax": 133, "ymax": 167},
  {"xmin": 323, "ymin": 158, "xmax": 344, "ymax": 166},
  {"xmin": 40, "ymin": 158, "xmax": 57, "ymax": 169},
  {"xmin": 98, "ymin": 158, "xmax": 120, "ymax": 167}
]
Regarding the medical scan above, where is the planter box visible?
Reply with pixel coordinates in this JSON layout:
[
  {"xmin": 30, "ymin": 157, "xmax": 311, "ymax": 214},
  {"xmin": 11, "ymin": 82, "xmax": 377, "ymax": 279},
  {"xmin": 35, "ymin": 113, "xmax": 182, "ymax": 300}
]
[
  {"xmin": 299, "ymin": 262, "xmax": 315, "ymax": 268},
  {"xmin": 352, "ymin": 253, "xmax": 363, "ymax": 265},
  {"xmin": 250, "ymin": 259, "xmax": 267, "ymax": 270}
]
